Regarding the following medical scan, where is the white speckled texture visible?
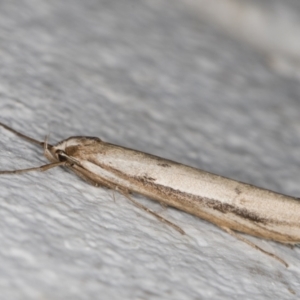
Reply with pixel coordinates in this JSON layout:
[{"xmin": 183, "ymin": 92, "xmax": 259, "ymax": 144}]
[{"xmin": 0, "ymin": 0, "xmax": 300, "ymax": 299}]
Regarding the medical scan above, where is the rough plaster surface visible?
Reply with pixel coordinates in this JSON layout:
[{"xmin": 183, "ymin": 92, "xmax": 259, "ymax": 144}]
[{"xmin": 0, "ymin": 0, "xmax": 300, "ymax": 299}]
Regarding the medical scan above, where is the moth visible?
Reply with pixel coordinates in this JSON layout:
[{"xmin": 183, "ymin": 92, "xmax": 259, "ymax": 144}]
[{"xmin": 0, "ymin": 122, "xmax": 299, "ymax": 267}]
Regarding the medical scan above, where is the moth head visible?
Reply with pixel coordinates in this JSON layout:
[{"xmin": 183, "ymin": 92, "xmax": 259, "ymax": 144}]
[
  {"xmin": 44, "ymin": 142, "xmax": 69, "ymax": 163},
  {"xmin": 44, "ymin": 136, "xmax": 102, "ymax": 163}
]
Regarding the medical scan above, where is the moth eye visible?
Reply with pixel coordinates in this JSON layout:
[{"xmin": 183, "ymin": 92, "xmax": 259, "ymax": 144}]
[{"xmin": 55, "ymin": 150, "xmax": 67, "ymax": 162}]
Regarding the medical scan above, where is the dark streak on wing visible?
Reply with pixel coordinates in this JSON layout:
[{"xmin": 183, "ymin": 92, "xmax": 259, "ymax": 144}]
[
  {"xmin": 132, "ymin": 176, "xmax": 268, "ymax": 224},
  {"xmin": 157, "ymin": 163, "xmax": 171, "ymax": 168},
  {"xmin": 205, "ymin": 199, "xmax": 267, "ymax": 224},
  {"xmin": 235, "ymin": 187, "xmax": 242, "ymax": 195},
  {"xmin": 64, "ymin": 155, "xmax": 300, "ymax": 243},
  {"xmin": 86, "ymin": 158, "xmax": 290, "ymax": 227},
  {"xmin": 143, "ymin": 176, "xmax": 156, "ymax": 181}
]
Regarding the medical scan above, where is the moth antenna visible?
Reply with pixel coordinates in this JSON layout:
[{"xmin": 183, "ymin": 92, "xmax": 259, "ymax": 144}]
[
  {"xmin": 0, "ymin": 122, "xmax": 53, "ymax": 148},
  {"xmin": 0, "ymin": 162, "xmax": 66, "ymax": 175}
]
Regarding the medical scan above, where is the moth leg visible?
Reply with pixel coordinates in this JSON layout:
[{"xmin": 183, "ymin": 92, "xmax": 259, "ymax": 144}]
[
  {"xmin": 65, "ymin": 164, "xmax": 185, "ymax": 234},
  {"xmin": 0, "ymin": 162, "xmax": 66, "ymax": 175},
  {"xmin": 69, "ymin": 165, "xmax": 113, "ymax": 189},
  {"xmin": 221, "ymin": 227, "xmax": 288, "ymax": 267},
  {"xmin": 122, "ymin": 192, "xmax": 185, "ymax": 235}
]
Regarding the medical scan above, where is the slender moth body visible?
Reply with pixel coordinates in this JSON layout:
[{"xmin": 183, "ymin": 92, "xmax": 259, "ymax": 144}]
[{"xmin": 0, "ymin": 122, "xmax": 299, "ymax": 267}]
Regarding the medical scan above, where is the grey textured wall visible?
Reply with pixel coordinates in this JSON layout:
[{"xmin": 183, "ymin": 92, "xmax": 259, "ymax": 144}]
[{"xmin": 1, "ymin": 1, "xmax": 300, "ymax": 299}]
